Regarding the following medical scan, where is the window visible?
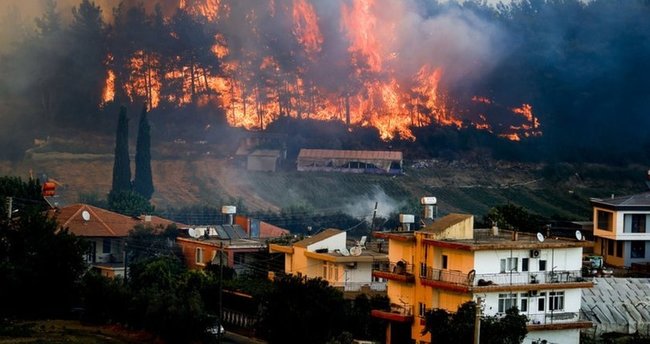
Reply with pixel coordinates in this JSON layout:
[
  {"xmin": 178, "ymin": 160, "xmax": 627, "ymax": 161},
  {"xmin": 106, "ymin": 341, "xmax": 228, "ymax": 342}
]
[
  {"xmin": 538, "ymin": 292, "xmax": 546, "ymax": 311},
  {"xmin": 539, "ymin": 260, "xmax": 547, "ymax": 271},
  {"xmin": 549, "ymin": 291, "xmax": 564, "ymax": 311},
  {"xmin": 419, "ymin": 302, "xmax": 427, "ymax": 317},
  {"xmin": 608, "ymin": 240, "xmax": 615, "ymax": 256},
  {"xmin": 420, "ymin": 262, "xmax": 427, "ymax": 278},
  {"xmin": 442, "ymin": 255, "xmax": 448, "ymax": 269},
  {"xmin": 616, "ymin": 241, "xmax": 623, "ymax": 258},
  {"xmin": 195, "ymin": 248, "xmax": 204, "ymax": 264},
  {"xmin": 522, "ymin": 258, "xmax": 529, "ymax": 272},
  {"xmin": 632, "ymin": 241, "xmax": 646, "ymax": 259},
  {"xmin": 498, "ymin": 293, "xmax": 517, "ymax": 313},
  {"xmin": 234, "ymin": 253, "xmax": 244, "ymax": 265},
  {"xmin": 102, "ymin": 238, "xmax": 111, "ymax": 254},
  {"xmin": 520, "ymin": 293, "xmax": 528, "ymax": 312},
  {"xmin": 597, "ymin": 210, "xmax": 613, "ymax": 231},
  {"xmin": 632, "ymin": 214, "xmax": 646, "ymax": 233},
  {"xmin": 500, "ymin": 258, "xmax": 518, "ymax": 273}
]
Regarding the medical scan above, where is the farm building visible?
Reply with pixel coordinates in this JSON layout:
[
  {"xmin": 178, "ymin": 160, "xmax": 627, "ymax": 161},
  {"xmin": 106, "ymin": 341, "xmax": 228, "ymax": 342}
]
[
  {"xmin": 247, "ymin": 149, "xmax": 282, "ymax": 172},
  {"xmin": 297, "ymin": 149, "xmax": 403, "ymax": 174}
]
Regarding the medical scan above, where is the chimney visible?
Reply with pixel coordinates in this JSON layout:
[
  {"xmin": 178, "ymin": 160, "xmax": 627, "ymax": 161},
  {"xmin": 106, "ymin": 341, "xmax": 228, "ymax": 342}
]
[
  {"xmin": 144, "ymin": 215, "xmax": 152, "ymax": 222},
  {"xmin": 491, "ymin": 222, "xmax": 499, "ymax": 236},
  {"xmin": 420, "ymin": 197, "xmax": 437, "ymax": 220},
  {"xmin": 399, "ymin": 214, "xmax": 415, "ymax": 231},
  {"xmin": 221, "ymin": 205, "xmax": 236, "ymax": 225}
]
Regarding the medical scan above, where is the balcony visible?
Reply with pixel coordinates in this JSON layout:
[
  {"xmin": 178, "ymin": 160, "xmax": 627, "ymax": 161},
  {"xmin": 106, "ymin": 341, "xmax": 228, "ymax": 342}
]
[
  {"xmin": 372, "ymin": 261, "xmax": 415, "ymax": 283},
  {"xmin": 420, "ymin": 267, "xmax": 592, "ymax": 292},
  {"xmin": 371, "ymin": 303, "xmax": 414, "ymax": 323},
  {"xmin": 525, "ymin": 312, "xmax": 592, "ymax": 331}
]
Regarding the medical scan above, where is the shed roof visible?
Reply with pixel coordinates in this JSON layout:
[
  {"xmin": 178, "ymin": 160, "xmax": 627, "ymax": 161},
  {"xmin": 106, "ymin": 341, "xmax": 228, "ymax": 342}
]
[
  {"xmin": 297, "ymin": 149, "xmax": 402, "ymax": 161},
  {"xmin": 422, "ymin": 213, "xmax": 473, "ymax": 233},
  {"xmin": 294, "ymin": 228, "xmax": 343, "ymax": 248}
]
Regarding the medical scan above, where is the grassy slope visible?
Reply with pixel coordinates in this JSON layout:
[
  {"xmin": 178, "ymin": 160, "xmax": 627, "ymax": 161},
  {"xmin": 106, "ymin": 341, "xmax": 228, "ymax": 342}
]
[{"xmin": 2, "ymin": 152, "xmax": 646, "ymax": 222}]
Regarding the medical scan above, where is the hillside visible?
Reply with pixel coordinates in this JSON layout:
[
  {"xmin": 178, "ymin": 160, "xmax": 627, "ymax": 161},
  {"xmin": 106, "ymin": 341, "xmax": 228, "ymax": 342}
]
[{"xmin": 1, "ymin": 139, "xmax": 647, "ymax": 222}]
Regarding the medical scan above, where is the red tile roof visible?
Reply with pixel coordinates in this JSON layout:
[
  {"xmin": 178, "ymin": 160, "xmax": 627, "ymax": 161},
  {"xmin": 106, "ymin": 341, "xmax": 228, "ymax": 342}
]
[{"xmin": 50, "ymin": 204, "xmax": 182, "ymax": 237}]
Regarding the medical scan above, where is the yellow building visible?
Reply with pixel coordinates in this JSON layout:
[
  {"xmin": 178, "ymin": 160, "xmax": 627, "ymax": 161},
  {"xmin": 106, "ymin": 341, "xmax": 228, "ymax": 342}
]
[
  {"xmin": 269, "ymin": 229, "xmax": 388, "ymax": 295},
  {"xmin": 372, "ymin": 214, "xmax": 593, "ymax": 344}
]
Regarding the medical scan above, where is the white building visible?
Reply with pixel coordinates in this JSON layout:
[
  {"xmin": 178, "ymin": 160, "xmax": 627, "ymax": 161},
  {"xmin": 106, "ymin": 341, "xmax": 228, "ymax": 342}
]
[
  {"xmin": 269, "ymin": 229, "xmax": 388, "ymax": 295},
  {"xmin": 591, "ymin": 192, "xmax": 650, "ymax": 267},
  {"xmin": 372, "ymin": 214, "xmax": 593, "ymax": 344}
]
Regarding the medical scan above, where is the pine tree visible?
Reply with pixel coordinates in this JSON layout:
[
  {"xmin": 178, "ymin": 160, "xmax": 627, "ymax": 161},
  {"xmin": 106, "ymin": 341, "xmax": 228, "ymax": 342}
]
[
  {"xmin": 111, "ymin": 106, "xmax": 131, "ymax": 193},
  {"xmin": 134, "ymin": 105, "xmax": 154, "ymax": 199}
]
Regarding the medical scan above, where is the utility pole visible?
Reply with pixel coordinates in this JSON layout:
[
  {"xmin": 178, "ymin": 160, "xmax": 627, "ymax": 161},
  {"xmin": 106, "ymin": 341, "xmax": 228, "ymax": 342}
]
[
  {"xmin": 474, "ymin": 297, "xmax": 482, "ymax": 344},
  {"xmin": 371, "ymin": 202, "xmax": 378, "ymax": 232},
  {"xmin": 5, "ymin": 197, "xmax": 12, "ymax": 219},
  {"xmin": 218, "ymin": 241, "xmax": 224, "ymax": 343}
]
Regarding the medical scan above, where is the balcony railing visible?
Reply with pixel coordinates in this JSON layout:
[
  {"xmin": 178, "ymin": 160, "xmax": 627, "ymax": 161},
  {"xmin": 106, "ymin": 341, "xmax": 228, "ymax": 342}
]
[
  {"xmin": 331, "ymin": 281, "xmax": 387, "ymax": 292},
  {"xmin": 372, "ymin": 261, "xmax": 415, "ymax": 283},
  {"xmin": 371, "ymin": 303, "xmax": 414, "ymax": 322},
  {"xmin": 526, "ymin": 311, "xmax": 581, "ymax": 325},
  {"xmin": 420, "ymin": 267, "xmax": 587, "ymax": 288}
]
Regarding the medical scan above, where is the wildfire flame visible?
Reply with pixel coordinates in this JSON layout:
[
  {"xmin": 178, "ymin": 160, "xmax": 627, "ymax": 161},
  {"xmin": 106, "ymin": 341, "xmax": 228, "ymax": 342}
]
[{"xmin": 100, "ymin": 0, "xmax": 543, "ymax": 142}]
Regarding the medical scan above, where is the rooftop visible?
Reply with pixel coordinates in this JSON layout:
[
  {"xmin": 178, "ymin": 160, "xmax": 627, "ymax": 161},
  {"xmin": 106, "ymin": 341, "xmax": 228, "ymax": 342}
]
[
  {"xmin": 582, "ymin": 277, "xmax": 650, "ymax": 336},
  {"xmin": 294, "ymin": 228, "xmax": 343, "ymax": 248},
  {"xmin": 297, "ymin": 149, "xmax": 402, "ymax": 161},
  {"xmin": 591, "ymin": 192, "xmax": 650, "ymax": 209}
]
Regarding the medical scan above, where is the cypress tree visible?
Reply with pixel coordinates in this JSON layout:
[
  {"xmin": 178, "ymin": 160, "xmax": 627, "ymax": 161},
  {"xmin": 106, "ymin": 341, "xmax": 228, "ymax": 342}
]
[
  {"xmin": 111, "ymin": 106, "xmax": 131, "ymax": 193},
  {"xmin": 134, "ymin": 105, "xmax": 154, "ymax": 199}
]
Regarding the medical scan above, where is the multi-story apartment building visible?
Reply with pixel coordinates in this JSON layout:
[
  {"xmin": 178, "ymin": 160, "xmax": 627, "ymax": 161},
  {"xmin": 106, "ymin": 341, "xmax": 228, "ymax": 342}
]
[
  {"xmin": 372, "ymin": 213, "xmax": 593, "ymax": 344},
  {"xmin": 269, "ymin": 228, "xmax": 388, "ymax": 296},
  {"xmin": 591, "ymin": 192, "xmax": 650, "ymax": 267}
]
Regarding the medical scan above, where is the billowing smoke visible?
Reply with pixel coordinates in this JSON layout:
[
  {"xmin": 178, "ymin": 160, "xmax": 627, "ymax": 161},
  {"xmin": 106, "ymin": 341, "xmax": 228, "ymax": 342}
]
[{"xmin": 342, "ymin": 186, "xmax": 404, "ymax": 221}]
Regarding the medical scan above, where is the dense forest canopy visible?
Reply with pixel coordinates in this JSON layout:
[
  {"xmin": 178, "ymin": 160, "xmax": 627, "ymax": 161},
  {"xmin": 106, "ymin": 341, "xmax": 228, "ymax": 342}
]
[{"xmin": 0, "ymin": 0, "xmax": 649, "ymax": 163}]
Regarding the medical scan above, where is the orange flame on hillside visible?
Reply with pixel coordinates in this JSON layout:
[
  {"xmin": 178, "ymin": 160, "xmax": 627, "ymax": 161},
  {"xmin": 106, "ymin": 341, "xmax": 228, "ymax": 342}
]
[{"xmin": 100, "ymin": 0, "xmax": 543, "ymax": 142}]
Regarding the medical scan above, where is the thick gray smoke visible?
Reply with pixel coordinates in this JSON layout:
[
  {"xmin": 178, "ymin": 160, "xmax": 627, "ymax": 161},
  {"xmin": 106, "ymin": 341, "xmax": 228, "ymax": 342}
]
[{"xmin": 342, "ymin": 186, "xmax": 404, "ymax": 221}]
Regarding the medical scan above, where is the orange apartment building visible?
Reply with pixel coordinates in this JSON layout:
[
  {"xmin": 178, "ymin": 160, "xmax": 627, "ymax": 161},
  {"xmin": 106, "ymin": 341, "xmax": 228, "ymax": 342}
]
[{"xmin": 371, "ymin": 213, "xmax": 593, "ymax": 344}]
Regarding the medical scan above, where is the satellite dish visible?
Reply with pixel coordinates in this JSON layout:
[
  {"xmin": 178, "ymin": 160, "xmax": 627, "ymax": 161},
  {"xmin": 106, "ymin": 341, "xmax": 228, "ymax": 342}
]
[
  {"xmin": 350, "ymin": 246, "xmax": 362, "ymax": 256},
  {"xmin": 188, "ymin": 228, "xmax": 198, "ymax": 238},
  {"xmin": 340, "ymin": 247, "xmax": 351, "ymax": 256},
  {"xmin": 536, "ymin": 232, "xmax": 545, "ymax": 242},
  {"xmin": 81, "ymin": 210, "xmax": 90, "ymax": 221},
  {"xmin": 575, "ymin": 230, "xmax": 583, "ymax": 241}
]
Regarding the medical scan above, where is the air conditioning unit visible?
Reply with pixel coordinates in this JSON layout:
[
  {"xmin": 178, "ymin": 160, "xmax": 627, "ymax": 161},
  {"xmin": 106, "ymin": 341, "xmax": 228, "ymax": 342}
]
[{"xmin": 530, "ymin": 249, "xmax": 541, "ymax": 258}]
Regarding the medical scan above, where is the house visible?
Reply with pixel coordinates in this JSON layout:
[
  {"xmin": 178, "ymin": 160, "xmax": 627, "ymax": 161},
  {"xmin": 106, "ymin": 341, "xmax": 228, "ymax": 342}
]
[
  {"xmin": 50, "ymin": 204, "xmax": 181, "ymax": 278},
  {"xmin": 296, "ymin": 149, "xmax": 403, "ymax": 174},
  {"xmin": 176, "ymin": 216, "xmax": 289, "ymax": 275},
  {"xmin": 591, "ymin": 192, "xmax": 650, "ymax": 267},
  {"xmin": 371, "ymin": 213, "xmax": 593, "ymax": 344},
  {"xmin": 269, "ymin": 228, "xmax": 389, "ymax": 297}
]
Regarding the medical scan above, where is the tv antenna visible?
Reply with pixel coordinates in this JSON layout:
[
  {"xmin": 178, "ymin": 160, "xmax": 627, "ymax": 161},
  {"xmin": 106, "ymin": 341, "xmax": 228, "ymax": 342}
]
[
  {"xmin": 536, "ymin": 232, "xmax": 545, "ymax": 242},
  {"xmin": 188, "ymin": 228, "xmax": 200, "ymax": 238},
  {"xmin": 575, "ymin": 230, "xmax": 583, "ymax": 241},
  {"xmin": 81, "ymin": 210, "xmax": 91, "ymax": 221},
  {"xmin": 350, "ymin": 246, "xmax": 362, "ymax": 256}
]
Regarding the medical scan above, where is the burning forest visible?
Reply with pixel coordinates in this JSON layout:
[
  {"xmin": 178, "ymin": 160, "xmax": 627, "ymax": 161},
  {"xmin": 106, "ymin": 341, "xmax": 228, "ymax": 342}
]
[
  {"xmin": 95, "ymin": 0, "xmax": 542, "ymax": 142},
  {"xmin": 1, "ymin": 0, "xmax": 649, "ymax": 162}
]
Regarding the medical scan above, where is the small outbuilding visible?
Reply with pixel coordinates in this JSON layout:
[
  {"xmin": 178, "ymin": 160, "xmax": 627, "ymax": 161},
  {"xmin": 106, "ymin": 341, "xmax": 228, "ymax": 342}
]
[
  {"xmin": 297, "ymin": 149, "xmax": 403, "ymax": 174},
  {"xmin": 247, "ymin": 149, "xmax": 281, "ymax": 172}
]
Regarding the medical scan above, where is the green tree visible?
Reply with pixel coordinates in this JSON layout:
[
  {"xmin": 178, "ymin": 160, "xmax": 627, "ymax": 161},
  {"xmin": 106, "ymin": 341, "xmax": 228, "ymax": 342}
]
[
  {"xmin": 127, "ymin": 256, "xmax": 209, "ymax": 343},
  {"xmin": 422, "ymin": 301, "xmax": 528, "ymax": 344},
  {"xmin": 481, "ymin": 204, "xmax": 545, "ymax": 233},
  {"xmin": 126, "ymin": 223, "xmax": 180, "ymax": 264},
  {"xmin": 258, "ymin": 274, "xmax": 346, "ymax": 344},
  {"xmin": 111, "ymin": 106, "xmax": 131, "ymax": 193},
  {"xmin": 133, "ymin": 105, "xmax": 154, "ymax": 199},
  {"xmin": 107, "ymin": 190, "xmax": 153, "ymax": 217},
  {"xmin": 0, "ymin": 177, "xmax": 87, "ymax": 318}
]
